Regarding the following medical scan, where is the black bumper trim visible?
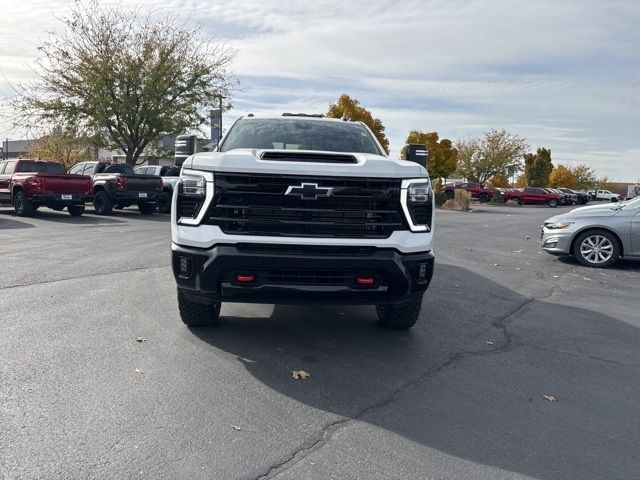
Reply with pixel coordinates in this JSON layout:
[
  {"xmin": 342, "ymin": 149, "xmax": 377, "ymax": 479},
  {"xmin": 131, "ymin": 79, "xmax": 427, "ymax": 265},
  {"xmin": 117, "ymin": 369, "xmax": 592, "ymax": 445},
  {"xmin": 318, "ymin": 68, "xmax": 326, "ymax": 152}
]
[
  {"xmin": 112, "ymin": 191, "xmax": 161, "ymax": 203},
  {"xmin": 172, "ymin": 244, "xmax": 434, "ymax": 305},
  {"xmin": 32, "ymin": 194, "xmax": 92, "ymax": 204}
]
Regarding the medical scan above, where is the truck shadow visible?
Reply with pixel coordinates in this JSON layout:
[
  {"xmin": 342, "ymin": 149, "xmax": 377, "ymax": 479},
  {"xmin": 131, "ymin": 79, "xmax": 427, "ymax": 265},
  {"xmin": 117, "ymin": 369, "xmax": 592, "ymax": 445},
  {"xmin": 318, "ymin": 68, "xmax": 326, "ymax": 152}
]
[
  {"xmin": 189, "ymin": 264, "xmax": 640, "ymax": 480},
  {"xmin": 0, "ymin": 216, "xmax": 36, "ymax": 229}
]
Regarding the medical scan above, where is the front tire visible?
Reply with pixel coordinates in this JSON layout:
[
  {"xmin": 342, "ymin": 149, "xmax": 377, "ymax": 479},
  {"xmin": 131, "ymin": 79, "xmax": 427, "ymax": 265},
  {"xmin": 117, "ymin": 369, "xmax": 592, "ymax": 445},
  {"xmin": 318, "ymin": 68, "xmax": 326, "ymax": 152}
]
[
  {"xmin": 478, "ymin": 192, "xmax": 490, "ymax": 203},
  {"xmin": 68, "ymin": 205, "xmax": 85, "ymax": 217},
  {"xmin": 573, "ymin": 229, "xmax": 620, "ymax": 268},
  {"xmin": 93, "ymin": 190, "xmax": 113, "ymax": 215},
  {"xmin": 376, "ymin": 298, "xmax": 423, "ymax": 329},
  {"xmin": 511, "ymin": 196, "xmax": 521, "ymax": 204},
  {"xmin": 13, "ymin": 191, "xmax": 34, "ymax": 217},
  {"xmin": 548, "ymin": 198, "xmax": 559, "ymax": 208},
  {"xmin": 177, "ymin": 288, "xmax": 221, "ymax": 326},
  {"xmin": 138, "ymin": 202, "xmax": 156, "ymax": 215}
]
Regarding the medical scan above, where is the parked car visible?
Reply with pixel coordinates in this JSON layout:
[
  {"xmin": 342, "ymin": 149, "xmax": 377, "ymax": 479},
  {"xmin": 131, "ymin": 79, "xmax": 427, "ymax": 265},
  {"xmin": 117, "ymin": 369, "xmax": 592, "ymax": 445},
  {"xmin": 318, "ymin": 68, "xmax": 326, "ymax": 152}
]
[
  {"xmin": 559, "ymin": 188, "xmax": 590, "ymax": 205},
  {"xmin": 0, "ymin": 159, "xmax": 93, "ymax": 217},
  {"xmin": 589, "ymin": 189, "xmax": 620, "ymax": 202},
  {"xmin": 545, "ymin": 188, "xmax": 573, "ymax": 205},
  {"xmin": 503, "ymin": 187, "xmax": 564, "ymax": 207},
  {"xmin": 444, "ymin": 182, "xmax": 495, "ymax": 203},
  {"xmin": 69, "ymin": 161, "xmax": 163, "ymax": 215},
  {"xmin": 134, "ymin": 165, "xmax": 180, "ymax": 213},
  {"xmin": 541, "ymin": 197, "xmax": 640, "ymax": 267}
]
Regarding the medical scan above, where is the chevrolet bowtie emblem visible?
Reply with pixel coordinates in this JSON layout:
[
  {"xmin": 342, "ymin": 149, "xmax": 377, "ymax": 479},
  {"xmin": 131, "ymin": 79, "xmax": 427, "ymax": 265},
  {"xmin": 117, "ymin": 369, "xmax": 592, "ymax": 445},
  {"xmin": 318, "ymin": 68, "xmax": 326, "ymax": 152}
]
[{"xmin": 284, "ymin": 183, "xmax": 333, "ymax": 200}]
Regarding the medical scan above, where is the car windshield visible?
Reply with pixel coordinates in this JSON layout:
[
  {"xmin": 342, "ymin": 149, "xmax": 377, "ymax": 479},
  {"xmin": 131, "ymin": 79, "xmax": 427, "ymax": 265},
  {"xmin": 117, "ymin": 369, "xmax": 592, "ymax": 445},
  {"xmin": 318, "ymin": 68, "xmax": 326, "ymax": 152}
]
[
  {"xmin": 17, "ymin": 161, "xmax": 65, "ymax": 174},
  {"xmin": 220, "ymin": 118, "xmax": 383, "ymax": 155}
]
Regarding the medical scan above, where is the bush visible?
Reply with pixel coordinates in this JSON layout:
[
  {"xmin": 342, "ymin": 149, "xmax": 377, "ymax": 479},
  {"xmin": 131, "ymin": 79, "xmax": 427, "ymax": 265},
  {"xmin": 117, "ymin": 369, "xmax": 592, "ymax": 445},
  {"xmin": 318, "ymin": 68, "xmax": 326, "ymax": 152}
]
[
  {"xmin": 454, "ymin": 189, "xmax": 471, "ymax": 210},
  {"xmin": 490, "ymin": 190, "xmax": 505, "ymax": 204}
]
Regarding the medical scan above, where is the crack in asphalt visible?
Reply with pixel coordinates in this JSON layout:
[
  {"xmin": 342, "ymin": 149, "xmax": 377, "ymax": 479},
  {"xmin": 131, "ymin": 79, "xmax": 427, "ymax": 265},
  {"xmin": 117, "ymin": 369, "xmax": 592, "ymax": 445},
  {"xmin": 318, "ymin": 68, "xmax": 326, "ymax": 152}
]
[
  {"xmin": 0, "ymin": 264, "xmax": 170, "ymax": 291},
  {"xmin": 254, "ymin": 292, "xmax": 551, "ymax": 480}
]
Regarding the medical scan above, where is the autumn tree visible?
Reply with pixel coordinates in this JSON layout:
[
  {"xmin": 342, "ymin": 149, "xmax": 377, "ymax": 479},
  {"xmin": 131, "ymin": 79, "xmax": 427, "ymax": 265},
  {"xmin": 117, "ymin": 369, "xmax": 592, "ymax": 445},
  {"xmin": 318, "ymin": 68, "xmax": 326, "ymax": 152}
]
[
  {"xmin": 515, "ymin": 174, "xmax": 527, "ymax": 188},
  {"xmin": 548, "ymin": 164, "xmax": 577, "ymax": 189},
  {"xmin": 570, "ymin": 164, "xmax": 598, "ymax": 191},
  {"xmin": 401, "ymin": 131, "xmax": 458, "ymax": 178},
  {"xmin": 11, "ymin": 1, "xmax": 236, "ymax": 165},
  {"xmin": 523, "ymin": 147, "xmax": 553, "ymax": 187},
  {"xmin": 487, "ymin": 173, "xmax": 510, "ymax": 188},
  {"xmin": 28, "ymin": 125, "xmax": 93, "ymax": 169},
  {"xmin": 455, "ymin": 129, "xmax": 528, "ymax": 184},
  {"xmin": 327, "ymin": 94, "xmax": 389, "ymax": 153}
]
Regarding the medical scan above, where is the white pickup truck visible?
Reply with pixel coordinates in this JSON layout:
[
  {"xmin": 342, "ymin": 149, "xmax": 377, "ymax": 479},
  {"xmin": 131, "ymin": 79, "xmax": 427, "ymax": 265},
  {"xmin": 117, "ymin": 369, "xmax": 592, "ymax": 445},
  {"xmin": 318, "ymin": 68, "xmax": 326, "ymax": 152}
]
[
  {"xmin": 170, "ymin": 114, "xmax": 435, "ymax": 329},
  {"xmin": 590, "ymin": 189, "xmax": 620, "ymax": 202}
]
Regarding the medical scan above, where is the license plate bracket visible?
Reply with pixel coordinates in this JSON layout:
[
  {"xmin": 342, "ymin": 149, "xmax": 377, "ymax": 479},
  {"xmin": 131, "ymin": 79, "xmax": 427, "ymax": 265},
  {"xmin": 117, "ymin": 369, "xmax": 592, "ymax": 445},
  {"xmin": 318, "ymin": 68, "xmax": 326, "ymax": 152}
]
[
  {"xmin": 138, "ymin": 192, "xmax": 148, "ymax": 198},
  {"xmin": 61, "ymin": 194, "xmax": 72, "ymax": 200}
]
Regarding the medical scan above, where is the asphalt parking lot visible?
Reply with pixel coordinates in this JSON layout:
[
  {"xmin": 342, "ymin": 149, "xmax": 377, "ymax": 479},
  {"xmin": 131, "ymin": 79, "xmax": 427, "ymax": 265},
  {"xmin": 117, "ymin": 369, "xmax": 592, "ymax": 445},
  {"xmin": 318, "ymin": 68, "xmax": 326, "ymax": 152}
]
[{"xmin": 1, "ymin": 204, "xmax": 639, "ymax": 480}]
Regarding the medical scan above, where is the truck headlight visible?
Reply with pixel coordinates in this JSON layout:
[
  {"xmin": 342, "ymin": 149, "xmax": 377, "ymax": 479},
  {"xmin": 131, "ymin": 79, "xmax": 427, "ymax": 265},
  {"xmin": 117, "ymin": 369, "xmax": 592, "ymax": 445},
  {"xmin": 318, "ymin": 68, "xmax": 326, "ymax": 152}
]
[
  {"xmin": 401, "ymin": 178, "xmax": 433, "ymax": 232},
  {"xmin": 176, "ymin": 169, "xmax": 214, "ymax": 225}
]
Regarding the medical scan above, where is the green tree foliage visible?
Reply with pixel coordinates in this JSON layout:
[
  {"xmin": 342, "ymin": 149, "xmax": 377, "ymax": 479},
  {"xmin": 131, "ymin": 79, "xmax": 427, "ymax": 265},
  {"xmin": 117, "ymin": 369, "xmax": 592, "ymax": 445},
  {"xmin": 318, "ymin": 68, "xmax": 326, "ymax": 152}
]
[
  {"xmin": 327, "ymin": 94, "xmax": 389, "ymax": 154},
  {"xmin": 548, "ymin": 164, "xmax": 577, "ymax": 189},
  {"xmin": 401, "ymin": 131, "xmax": 458, "ymax": 178},
  {"xmin": 11, "ymin": 1, "xmax": 236, "ymax": 165},
  {"xmin": 455, "ymin": 129, "xmax": 528, "ymax": 184},
  {"xmin": 523, "ymin": 147, "xmax": 553, "ymax": 187},
  {"xmin": 570, "ymin": 164, "xmax": 598, "ymax": 191}
]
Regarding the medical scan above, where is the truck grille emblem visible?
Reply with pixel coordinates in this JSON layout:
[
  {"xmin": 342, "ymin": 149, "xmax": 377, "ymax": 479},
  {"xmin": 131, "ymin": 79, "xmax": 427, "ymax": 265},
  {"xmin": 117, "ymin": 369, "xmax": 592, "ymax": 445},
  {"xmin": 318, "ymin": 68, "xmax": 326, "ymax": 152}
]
[{"xmin": 285, "ymin": 183, "xmax": 333, "ymax": 200}]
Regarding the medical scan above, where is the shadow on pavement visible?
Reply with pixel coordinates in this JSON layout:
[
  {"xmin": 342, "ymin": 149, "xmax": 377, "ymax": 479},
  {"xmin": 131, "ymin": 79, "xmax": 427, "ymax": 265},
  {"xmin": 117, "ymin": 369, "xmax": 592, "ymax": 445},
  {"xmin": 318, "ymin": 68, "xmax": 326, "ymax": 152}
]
[
  {"xmin": 0, "ymin": 216, "xmax": 36, "ymax": 229},
  {"xmin": 189, "ymin": 263, "xmax": 640, "ymax": 480}
]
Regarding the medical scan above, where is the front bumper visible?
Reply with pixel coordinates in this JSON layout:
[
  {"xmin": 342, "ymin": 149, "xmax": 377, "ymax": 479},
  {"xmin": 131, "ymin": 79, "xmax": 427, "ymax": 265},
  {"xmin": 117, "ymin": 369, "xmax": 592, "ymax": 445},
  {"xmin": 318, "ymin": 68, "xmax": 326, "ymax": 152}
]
[
  {"xmin": 540, "ymin": 227, "xmax": 574, "ymax": 255},
  {"xmin": 32, "ymin": 193, "xmax": 92, "ymax": 205},
  {"xmin": 172, "ymin": 243, "xmax": 434, "ymax": 305}
]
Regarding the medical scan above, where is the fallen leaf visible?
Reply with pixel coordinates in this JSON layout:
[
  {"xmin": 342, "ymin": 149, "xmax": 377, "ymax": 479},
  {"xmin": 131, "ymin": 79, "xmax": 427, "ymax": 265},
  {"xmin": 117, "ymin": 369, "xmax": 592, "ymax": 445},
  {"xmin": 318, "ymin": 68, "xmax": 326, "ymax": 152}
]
[
  {"xmin": 553, "ymin": 275, "xmax": 559, "ymax": 278},
  {"xmin": 135, "ymin": 368, "xmax": 145, "ymax": 374},
  {"xmin": 136, "ymin": 337, "xmax": 146, "ymax": 343},
  {"xmin": 542, "ymin": 394, "xmax": 556, "ymax": 402},
  {"xmin": 583, "ymin": 277, "xmax": 592, "ymax": 281},
  {"xmin": 486, "ymin": 341, "xmax": 494, "ymax": 345},
  {"xmin": 231, "ymin": 425, "xmax": 242, "ymax": 431},
  {"xmin": 493, "ymin": 263, "xmax": 499, "ymax": 267},
  {"xmin": 513, "ymin": 249, "xmax": 524, "ymax": 254},
  {"xmin": 291, "ymin": 370, "xmax": 311, "ymax": 380}
]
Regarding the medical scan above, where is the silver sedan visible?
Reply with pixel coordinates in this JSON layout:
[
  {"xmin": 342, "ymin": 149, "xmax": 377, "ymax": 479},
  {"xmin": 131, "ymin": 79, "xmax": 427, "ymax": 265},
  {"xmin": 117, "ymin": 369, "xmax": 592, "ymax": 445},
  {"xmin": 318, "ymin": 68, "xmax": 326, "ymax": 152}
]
[{"xmin": 541, "ymin": 197, "xmax": 640, "ymax": 267}]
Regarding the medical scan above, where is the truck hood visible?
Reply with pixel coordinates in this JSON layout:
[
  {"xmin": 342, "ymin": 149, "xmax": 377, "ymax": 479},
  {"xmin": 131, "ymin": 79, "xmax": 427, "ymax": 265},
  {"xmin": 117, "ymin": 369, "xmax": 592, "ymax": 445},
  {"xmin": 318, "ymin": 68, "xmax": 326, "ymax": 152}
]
[{"xmin": 183, "ymin": 149, "xmax": 427, "ymax": 178}]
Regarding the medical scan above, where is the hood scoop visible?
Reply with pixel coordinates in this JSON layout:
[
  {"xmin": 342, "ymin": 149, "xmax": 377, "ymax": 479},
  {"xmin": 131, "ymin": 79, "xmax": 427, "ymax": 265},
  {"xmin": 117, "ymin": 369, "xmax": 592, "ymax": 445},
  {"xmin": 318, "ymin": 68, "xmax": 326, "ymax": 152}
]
[{"xmin": 260, "ymin": 151, "xmax": 357, "ymax": 164}]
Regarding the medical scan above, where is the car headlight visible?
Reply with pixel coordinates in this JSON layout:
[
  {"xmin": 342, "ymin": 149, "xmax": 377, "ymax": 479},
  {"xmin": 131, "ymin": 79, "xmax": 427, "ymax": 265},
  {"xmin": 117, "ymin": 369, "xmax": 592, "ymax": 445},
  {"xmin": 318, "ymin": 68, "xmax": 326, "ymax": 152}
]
[
  {"xmin": 545, "ymin": 222, "xmax": 574, "ymax": 230},
  {"xmin": 401, "ymin": 178, "xmax": 433, "ymax": 232}
]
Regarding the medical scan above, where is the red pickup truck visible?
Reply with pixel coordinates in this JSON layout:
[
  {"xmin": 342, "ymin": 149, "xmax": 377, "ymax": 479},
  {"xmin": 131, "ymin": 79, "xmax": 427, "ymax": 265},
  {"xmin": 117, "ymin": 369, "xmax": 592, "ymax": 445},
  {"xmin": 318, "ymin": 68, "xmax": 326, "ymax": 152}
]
[
  {"xmin": 502, "ymin": 187, "xmax": 564, "ymax": 207},
  {"xmin": 0, "ymin": 159, "xmax": 93, "ymax": 216},
  {"xmin": 444, "ymin": 182, "xmax": 496, "ymax": 203}
]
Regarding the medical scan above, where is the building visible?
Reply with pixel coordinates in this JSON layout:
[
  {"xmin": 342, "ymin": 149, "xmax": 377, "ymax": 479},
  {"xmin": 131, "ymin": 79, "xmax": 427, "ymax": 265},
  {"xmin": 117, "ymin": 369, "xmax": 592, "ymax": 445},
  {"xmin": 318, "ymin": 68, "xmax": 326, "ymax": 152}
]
[{"xmin": 1, "ymin": 139, "xmax": 38, "ymax": 159}]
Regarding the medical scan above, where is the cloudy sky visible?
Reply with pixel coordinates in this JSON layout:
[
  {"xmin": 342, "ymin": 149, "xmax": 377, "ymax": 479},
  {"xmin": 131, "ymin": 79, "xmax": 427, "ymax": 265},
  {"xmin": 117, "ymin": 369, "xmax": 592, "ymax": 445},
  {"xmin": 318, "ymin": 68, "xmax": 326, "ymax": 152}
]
[{"xmin": 1, "ymin": 0, "xmax": 638, "ymax": 180}]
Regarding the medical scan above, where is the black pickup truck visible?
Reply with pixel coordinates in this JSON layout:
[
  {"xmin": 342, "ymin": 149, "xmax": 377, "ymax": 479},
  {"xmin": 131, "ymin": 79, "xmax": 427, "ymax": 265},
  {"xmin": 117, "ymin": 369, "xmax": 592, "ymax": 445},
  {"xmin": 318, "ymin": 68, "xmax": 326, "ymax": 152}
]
[{"xmin": 68, "ymin": 161, "xmax": 163, "ymax": 215}]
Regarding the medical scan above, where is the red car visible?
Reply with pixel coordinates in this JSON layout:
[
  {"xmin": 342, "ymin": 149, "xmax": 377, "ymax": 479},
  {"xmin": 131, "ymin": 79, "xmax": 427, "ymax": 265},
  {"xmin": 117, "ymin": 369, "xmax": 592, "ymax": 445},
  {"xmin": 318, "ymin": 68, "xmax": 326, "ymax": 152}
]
[
  {"xmin": 0, "ymin": 159, "xmax": 93, "ymax": 216},
  {"xmin": 503, "ymin": 187, "xmax": 564, "ymax": 207},
  {"xmin": 444, "ymin": 182, "xmax": 496, "ymax": 203}
]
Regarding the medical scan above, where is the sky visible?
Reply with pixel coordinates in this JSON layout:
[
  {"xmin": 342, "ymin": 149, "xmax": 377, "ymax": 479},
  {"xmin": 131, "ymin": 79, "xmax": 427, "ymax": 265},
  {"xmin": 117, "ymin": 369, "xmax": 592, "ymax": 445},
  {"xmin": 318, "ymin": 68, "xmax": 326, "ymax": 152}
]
[{"xmin": 0, "ymin": 0, "xmax": 638, "ymax": 180}]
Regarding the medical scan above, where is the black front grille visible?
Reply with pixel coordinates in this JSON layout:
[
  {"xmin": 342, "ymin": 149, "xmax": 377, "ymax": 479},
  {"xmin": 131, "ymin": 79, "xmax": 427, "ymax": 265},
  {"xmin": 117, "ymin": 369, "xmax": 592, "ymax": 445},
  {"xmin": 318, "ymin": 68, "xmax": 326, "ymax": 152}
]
[
  {"xmin": 236, "ymin": 243, "xmax": 379, "ymax": 256},
  {"xmin": 204, "ymin": 173, "xmax": 407, "ymax": 238}
]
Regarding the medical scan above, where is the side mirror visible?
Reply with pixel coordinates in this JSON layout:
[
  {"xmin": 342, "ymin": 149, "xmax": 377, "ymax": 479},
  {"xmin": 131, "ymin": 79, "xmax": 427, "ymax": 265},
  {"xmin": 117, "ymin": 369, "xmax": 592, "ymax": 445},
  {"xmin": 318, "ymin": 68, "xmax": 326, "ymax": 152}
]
[{"xmin": 404, "ymin": 144, "xmax": 428, "ymax": 166}]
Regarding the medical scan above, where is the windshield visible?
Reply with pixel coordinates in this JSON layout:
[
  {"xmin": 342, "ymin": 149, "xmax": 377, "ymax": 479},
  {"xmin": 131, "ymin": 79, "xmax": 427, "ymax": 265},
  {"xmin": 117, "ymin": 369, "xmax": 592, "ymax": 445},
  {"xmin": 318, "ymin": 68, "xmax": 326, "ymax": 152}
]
[
  {"xmin": 220, "ymin": 118, "xmax": 383, "ymax": 155},
  {"xmin": 17, "ymin": 161, "xmax": 65, "ymax": 174}
]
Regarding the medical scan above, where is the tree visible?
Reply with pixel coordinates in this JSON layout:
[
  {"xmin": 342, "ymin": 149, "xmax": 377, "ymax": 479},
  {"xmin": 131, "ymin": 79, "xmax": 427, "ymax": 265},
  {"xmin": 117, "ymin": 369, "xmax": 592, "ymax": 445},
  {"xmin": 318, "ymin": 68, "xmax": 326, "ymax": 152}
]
[
  {"xmin": 487, "ymin": 173, "xmax": 510, "ymax": 188},
  {"xmin": 515, "ymin": 174, "xmax": 527, "ymax": 188},
  {"xmin": 455, "ymin": 129, "xmax": 528, "ymax": 184},
  {"xmin": 570, "ymin": 164, "xmax": 598, "ymax": 191},
  {"xmin": 523, "ymin": 147, "xmax": 553, "ymax": 187},
  {"xmin": 548, "ymin": 164, "xmax": 577, "ymax": 189},
  {"xmin": 401, "ymin": 131, "xmax": 458, "ymax": 178},
  {"xmin": 28, "ymin": 125, "xmax": 93, "ymax": 169},
  {"xmin": 327, "ymin": 94, "xmax": 389, "ymax": 153},
  {"xmin": 11, "ymin": 1, "xmax": 236, "ymax": 165}
]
